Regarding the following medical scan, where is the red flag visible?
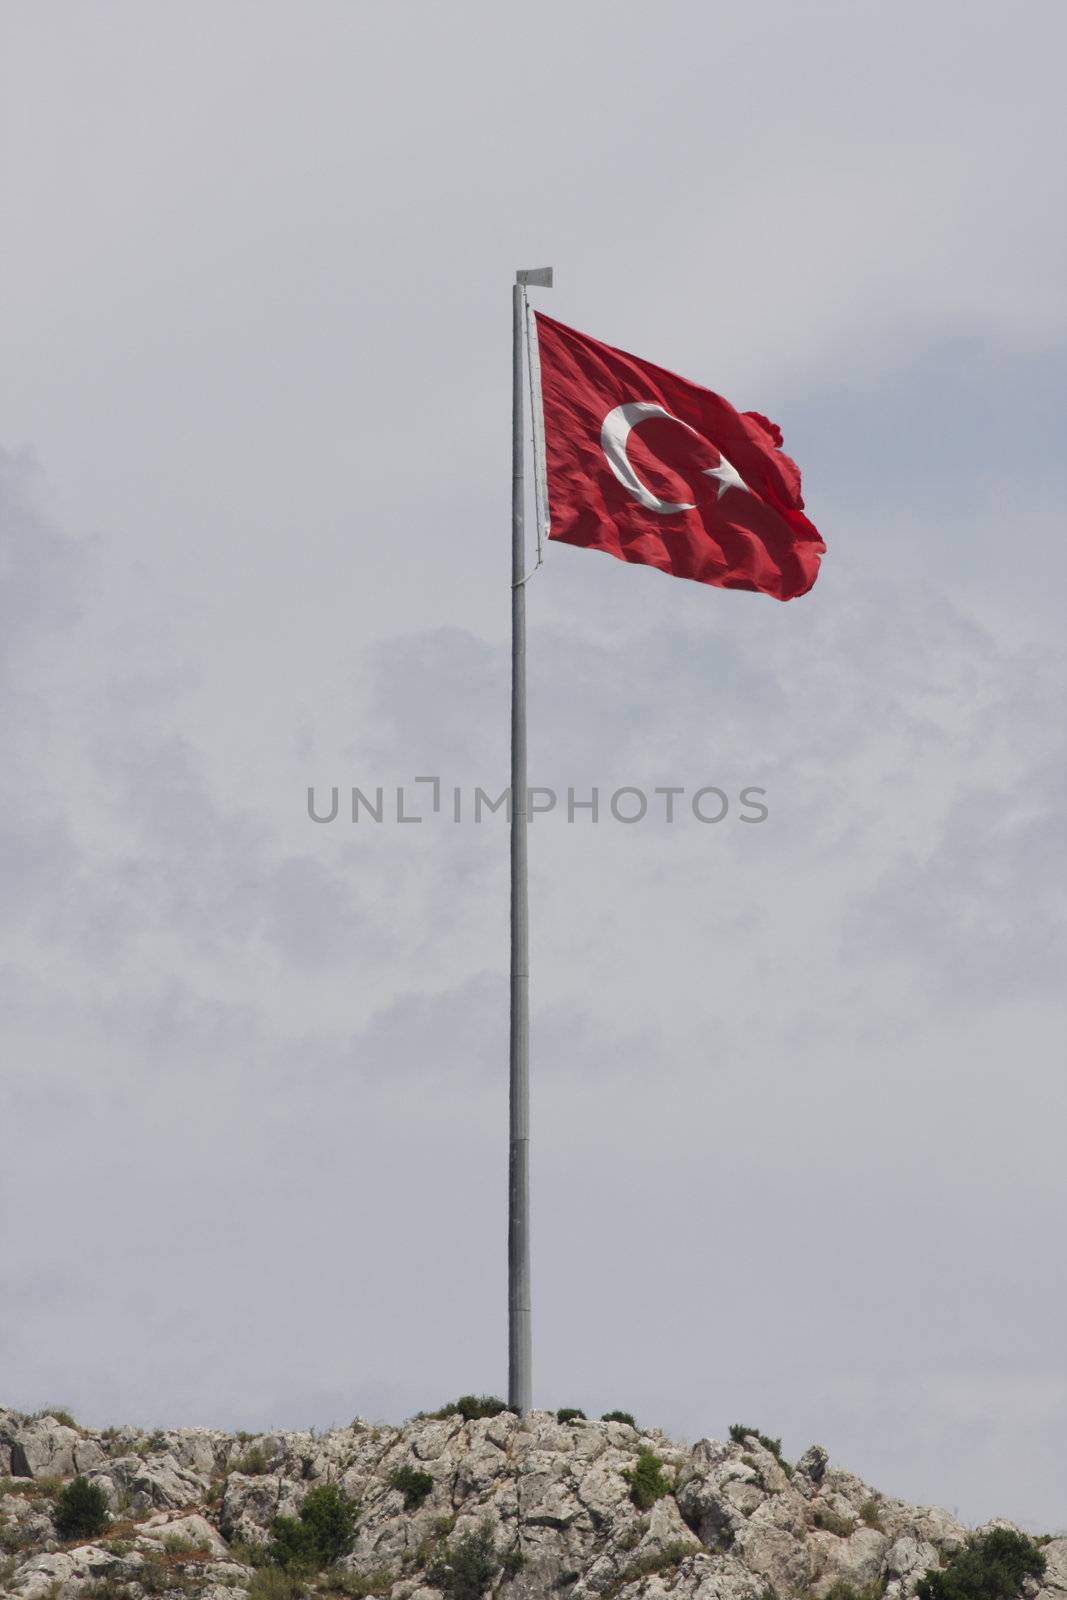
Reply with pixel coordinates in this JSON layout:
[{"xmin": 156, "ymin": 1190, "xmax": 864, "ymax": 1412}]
[{"xmin": 534, "ymin": 313, "xmax": 825, "ymax": 601}]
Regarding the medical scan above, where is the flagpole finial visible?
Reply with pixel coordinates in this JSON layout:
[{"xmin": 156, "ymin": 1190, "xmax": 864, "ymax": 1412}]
[{"xmin": 516, "ymin": 267, "xmax": 553, "ymax": 287}]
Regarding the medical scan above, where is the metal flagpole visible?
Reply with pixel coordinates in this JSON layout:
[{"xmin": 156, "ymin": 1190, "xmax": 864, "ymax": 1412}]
[{"xmin": 510, "ymin": 267, "xmax": 551, "ymax": 1415}]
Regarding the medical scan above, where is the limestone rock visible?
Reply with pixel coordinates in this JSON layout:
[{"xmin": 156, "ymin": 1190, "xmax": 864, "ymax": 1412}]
[
  {"xmin": 1036, "ymin": 1539, "xmax": 1067, "ymax": 1600},
  {"xmin": 809, "ymin": 1526, "xmax": 888, "ymax": 1595},
  {"xmin": 102, "ymin": 1449, "xmax": 210, "ymax": 1511},
  {"xmin": 0, "ymin": 1403, "xmax": 1051, "ymax": 1600},
  {"xmin": 220, "ymin": 1468, "xmax": 305, "ymax": 1546},
  {"xmin": 796, "ymin": 1444, "xmax": 829, "ymax": 1487},
  {"xmin": 8, "ymin": 1419, "xmax": 82, "ymax": 1481},
  {"xmin": 136, "ymin": 1510, "xmax": 231, "ymax": 1559}
]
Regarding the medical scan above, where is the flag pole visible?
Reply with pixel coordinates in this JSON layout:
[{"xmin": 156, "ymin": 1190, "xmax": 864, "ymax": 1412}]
[{"xmin": 510, "ymin": 267, "xmax": 551, "ymax": 1415}]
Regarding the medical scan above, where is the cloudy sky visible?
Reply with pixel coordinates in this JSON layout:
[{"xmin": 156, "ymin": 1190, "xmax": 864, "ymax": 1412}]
[{"xmin": 1, "ymin": 0, "xmax": 1065, "ymax": 1532}]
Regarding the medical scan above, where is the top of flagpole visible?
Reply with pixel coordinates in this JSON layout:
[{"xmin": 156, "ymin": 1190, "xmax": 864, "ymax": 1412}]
[{"xmin": 517, "ymin": 267, "xmax": 553, "ymax": 287}]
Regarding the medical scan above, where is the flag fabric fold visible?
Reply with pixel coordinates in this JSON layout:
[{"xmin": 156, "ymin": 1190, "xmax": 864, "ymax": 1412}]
[{"xmin": 534, "ymin": 312, "xmax": 826, "ymax": 601}]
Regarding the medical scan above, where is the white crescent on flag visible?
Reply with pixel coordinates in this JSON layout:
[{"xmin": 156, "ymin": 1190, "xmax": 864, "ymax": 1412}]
[{"xmin": 600, "ymin": 402, "xmax": 749, "ymax": 516}]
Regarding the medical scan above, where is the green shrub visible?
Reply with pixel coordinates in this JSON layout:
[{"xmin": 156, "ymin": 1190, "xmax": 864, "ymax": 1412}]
[
  {"xmin": 248, "ymin": 1570, "xmax": 308, "ymax": 1600},
  {"xmin": 729, "ymin": 1425, "xmax": 792, "ymax": 1475},
  {"xmin": 53, "ymin": 1475, "xmax": 110, "ymax": 1540},
  {"xmin": 916, "ymin": 1531, "xmax": 1046, "ymax": 1600},
  {"xmin": 0, "ymin": 1520, "xmax": 35, "ymax": 1554},
  {"xmin": 137, "ymin": 1557, "xmax": 172, "ymax": 1595},
  {"xmin": 556, "ymin": 1409, "xmax": 586, "ymax": 1424},
  {"xmin": 427, "ymin": 1522, "xmax": 502, "ymax": 1600},
  {"xmin": 270, "ymin": 1483, "xmax": 357, "ymax": 1572},
  {"xmin": 501, "ymin": 1549, "xmax": 526, "ymax": 1580},
  {"xmin": 12, "ymin": 1474, "xmax": 63, "ymax": 1501},
  {"xmin": 163, "ymin": 1533, "xmax": 209, "ymax": 1557},
  {"xmin": 430, "ymin": 1396, "xmax": 515, "ymax": 1421},
  {"xmin": 236, "ymin": 1447, "xmax": 271, "ymax": 1476},
  {"xmin": 389, "ymin": 1466, "xmax": 434, "ymax": 1510},
  {"xmin": 84, "ymin": 1580, "xmax": 131, "ymax": 1600},
  {"xmin": 824, "ymin": 1583, "xmax": 886, "ymax": 1600},
  {"xmin": 601, "ymin": 1411, "xmax": 637, "ymax": 1428},
  {"xmin": 408, "ymin": 1510, "xmax": 459, "ymax": 1569},
  {"xmin": 230, "ymin": 1539, "xmax": 273, "ymax": 1569},
  {"xmin": 623, "ymin": 1451, "xmax": 670, "ymax": 1511},
  {"xmin": 319, "ymin": 1571, "xmax": 396, "ymax": 1597},
  {"xmin": 31, "ymin": 1408, "xmax": 79, "ymax": 1431},
  {"xmin": 859, "ymin": 1499, "xmax": 883, "ymax": 1531},
  {"xmin": 814, "ymin": 1507, "xmax": 857, "ymax": 1537},
  {"xmin": 729, "ymin": 1423, "xmax": 781, "ymax": 1454},
  {"xmin": 602, "ymin": 1543, "xmax": 694, "ymax": 1600}
]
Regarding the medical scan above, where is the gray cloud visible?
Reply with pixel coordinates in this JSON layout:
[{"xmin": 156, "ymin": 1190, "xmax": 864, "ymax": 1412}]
[{"xmin": 1, "ymin": 0, "xmax": 1065, "ymax": 1536}]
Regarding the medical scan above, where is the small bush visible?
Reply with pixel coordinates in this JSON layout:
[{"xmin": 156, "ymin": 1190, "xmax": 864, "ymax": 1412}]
[
  {"xmin": 916, "ymin": 1530, "xmax": 1046, "ymax": 1600},
  {"xmin": 623, "ymin": 1451, "xmax": 671, "ymax": 1511},
  {"xmin": 501, "ymin": 1549, "xmax": 526, "ymax": 1580},
  {"xmin": 236, "ymin": 1447, "xmax": 271, "ymax": 1476},
  {"xmin": 814, "ymin": 1507, "xmax": 857, "ymax": 1538},
  {"xmin": 248, "ymin": 1570, "xmax": 308, "ymax": 1600},
  {"xmin": 0, "ymin": 1522, "xmax": 35, "ymax": 1555},
  {"xmin": 53, "ymin": 1475, "xmax": 110, "ymax": 1540},
  {"xmin": 163, "ymin": 1532, "xmax": 209, "ymax": 1557},
  {"xmin": 10, "ymin": 1474, "xmax": 64, "ymax": 1501},
  {"xmin": 601, "ymin": 1411, "xmax": 637, "ymax": 1428},
  {"xmin": 730, "ymin": 1423, "xmax": 781, "ymax": 1455},
  {"xmin": 824, "ymin": 1584, "xmax": 886, "ymax": 1600},
  {"xmin": 230, "ymin": 1539, "xmax": 273, "ymax": 1570},
  {"xmin": 84, "ymin": 1581, "xmax": 131, "ymax": 1600},
  {"xmin": 389, "ymin": 1465, "xmax": 434, "ymax": 1510},
  {"xmin": 729, "ymin": 1425, "xmax": 792, "ymax": 1475},
  {"xmin": 31, "ymin": 1407, "xmax": 79, "ymax": 1430},
  {"xmin": 629, "ymin": 1542, "xmax": 693, "ymax": 1575},
  {"xmin": 602, "ymin": 1543, "xmax": 694, "ymax": 1600},
  {"xmin": 429, "ymin": 1396, "xmax": 515, "ymax": 1421},
  {"xmin": 859, "ymin": 1499, "xmax": 883, "ymax": 1531},
  {"xmin": 270, "ymin": 1483, "xmax": 357, "ymax": 1572},
  {"xmin": 427, "ymin": 1522, "xmax": 502, "ymax": 1600},
  {"xmin": 137, "ymin": 1558, "xmax": 172, "ymax": 1595},
  {"xmin": 409, "ymin": 1511, "xmax": 459, "ymax": 1568},
  {"xmin": 616, "ymin": 1523, "xmax": 647, "ymax": 1554},
  {"xmin": 319, "ymin": 1571, "xmax": 396, "ymax": 1597},
  {"xmin": 556, "ymin": 1409, "xmax": 586, "ymax": 1424}
]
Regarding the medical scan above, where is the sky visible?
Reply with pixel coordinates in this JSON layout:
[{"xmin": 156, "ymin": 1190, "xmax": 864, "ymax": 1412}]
[{"xmin": 1, "ymin": 0, "xmax": 1065, "ymax": 1533}]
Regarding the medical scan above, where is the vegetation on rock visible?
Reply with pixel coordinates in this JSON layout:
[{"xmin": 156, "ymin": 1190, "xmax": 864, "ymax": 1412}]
[
  {"xmin": 814, "ymin": 1506, "xmax": 857, "ymax": 1537},
  {"xmin": 0, "ymin": 1401, "xmax": 1056, "ymax": 1600},
  {"xmin": 729, "ymin": 1424, "xmax": 792, "ymax": 1474},
  {"xmin": 269, "ymin": 1483, "xmax": 357, "ymax": 1572},
  {"xmin": 916, "ymin": 1529, "xmax": 1046, "ymax": 1600},
  {"xmin": 53, "ymin": 1474, "xmax": 110, "ymax": 1539},
  {"xmin": 425, "ymin": 1396, "xmax": 517, "ymax": 1421},
  {"xmin": 623, "ymin": 1450, "xmax": 671, "ymax": 1510},
  {"xmin": 388, "ymin": 1464, "xmax": 434, "ymax": 1509},
  {"xmin": 427, "ymin": 1521, "xmax": 502, "ymax": 1600}
]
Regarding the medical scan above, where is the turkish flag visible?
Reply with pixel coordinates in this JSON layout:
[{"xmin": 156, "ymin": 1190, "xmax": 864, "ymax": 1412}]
[{"xmin": 534, "ymin": 313, "xmax": 825, "ymax": 601}]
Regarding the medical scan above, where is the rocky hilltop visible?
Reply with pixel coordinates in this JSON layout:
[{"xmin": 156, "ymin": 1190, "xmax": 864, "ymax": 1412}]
[{"xmin": 1, "ymin": 1405, "xmax": 1063, "ymax": 1600}]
